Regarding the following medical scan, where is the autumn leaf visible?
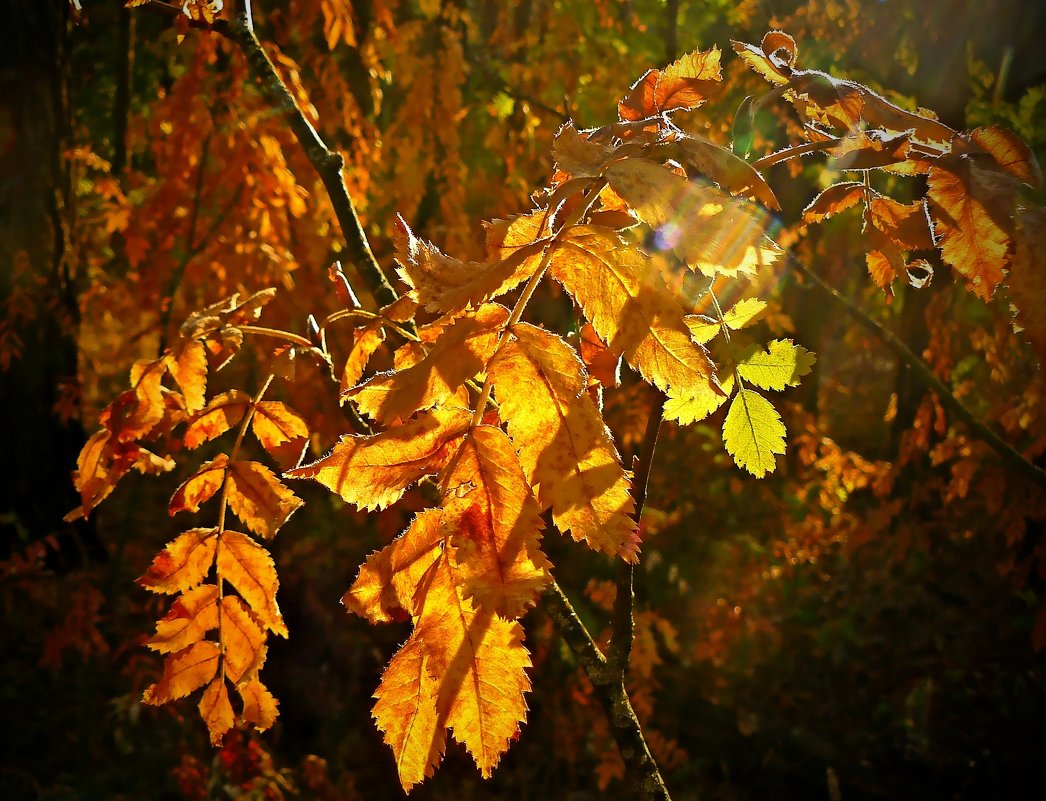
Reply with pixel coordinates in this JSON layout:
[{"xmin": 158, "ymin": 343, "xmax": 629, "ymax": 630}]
[
  {"xmin": 343, "ymin": 509, "xmax": 445, "ymax": 624},
  {"xmin": 169, "ymin": 455, "xmax": 229, "ymax": 516},
  {"xmin": 618, "ymin": 46, "xmax": 722, "ymax": 120},
  {"xmin": 803, "ymin": 182, "xmax": 864, "ymax": 224},
  {"xmin": 552, "ymin": 123, "xmax": 612, "ymax": 178},
  {"xmin": 138, "ymin": 527, "xmax": 218, "ymax": 594},
  {"xmin": 970, "ymin": 125, "xmax": 1042, "ymax": 188},
  {"xmin": 104, "ymin": 358, "xmax": 167, "ymax": 442},
  {"xmin": 735, "ymin": 339, "xmax": 816, "ymax": 391},
  {"xmin": 722, "ymin": 388, "xmax": 786, "ymax": 478},
  {"xmin": 142, "ymin": 640, "xmax": 220, "ymax": 705},
  {"xmin": 489, "ymin": 323, "xmax": 639, "ymax": 560},
  {"xmin": 548, "ymin": 226, "xmax": 723, "ymax": 420},
  {"xmin": 663, "ymin": 372, "xmax": 734, "ymax": 425},
  {"xmin": 828, "ymin": 129, "xmax": 911, "ymax": 171},
  {"xmin": 287, "ymin": 405, "xmax": 471, "ymax": 511},
  {"xmin": 238, "ymin": 678, "xmax": 279, "ymax": 731},
  {"xmin": 341, "ymin": 321, "xmax": 385, "ymax": 393},
  {"xmin": 219, "ymin": 595, "xmax": 266, "ymax": 683},
  {"xmin": 578, "ymin": 322, "xmax": 622, "ymax": 387},
  {"xmin": 347, "ymin": 305, "xmax": 509, "ymax": 424},
  {"xmin": 166, "ymin": 338, "xmax": 207, "ymax": 414},
  {"xmin": 251, "ymin": 400, "xmax": 309, "ymax": 468},
  {"xmin": 867, "ymin": 195, "xmax": 935, "ymax": 251},
  {"xmin": 411, "ymin": 552, "xmax": 531, "ymax": 778},
  {"xmin": 439, "ymin": 425, "xmax": 551, "ymax": 616},
  {"xmin": 199, "ymin": 677, "xmax": 234, "ymax": 746},
  {"xmin": 184, "ymin": 391, "xmax": 250, "ymax": 449},
  {"xmin": 685, "ymin": 298, "xmax": 767, "ymax": 343},
  {"xmin": 145, "ymin": 583, "xmax": 219, "ymax": 653},
  {"xmin": 672, "ymin": 134, "xmax": 780, "ymax": 210},
  {"xmin": 731, "ymin": 31, "xmax": 796, "ymax": 85},
  {"xmin": 604, "ymin": 158, "xmax": 780, "ymax": 277},
  {"xmin": 225, "ymin": 460, "xmax": 303, "ymax": 538},
  {"xmin": 372, "ymin": 636, "xmax": 445, "ymax": 792},
  {"xmin": 216, "ymin": 529, "xmax": 287, "ymax": 636},
  {"xmin": 928, "ymin": 156, "xmax": 1013, "ymax": 300}
]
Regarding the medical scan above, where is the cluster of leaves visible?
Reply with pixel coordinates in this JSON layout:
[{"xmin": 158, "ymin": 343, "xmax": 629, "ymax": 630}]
[{"xmin": 63, "ymin": 2, "xmax": 1046, "ymax": 797}]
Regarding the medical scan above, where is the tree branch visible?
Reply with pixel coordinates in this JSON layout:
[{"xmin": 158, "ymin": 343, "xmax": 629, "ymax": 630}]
[{"xmin": 788, "ymin": 254, "xmax": 1046, "ymax": 490}]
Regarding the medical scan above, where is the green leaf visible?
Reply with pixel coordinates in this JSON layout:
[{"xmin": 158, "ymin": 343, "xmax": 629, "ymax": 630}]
[
  {"xmin": 685, "ymin": 298, "xmax": 768, "ymax": 345},
  {"xmin": 722, "ymin": 388, "xmax": 785, "ymax": 478},
  {"xmin": 736, "ymin": 339, "xmax": 815, "ymax": 391}
]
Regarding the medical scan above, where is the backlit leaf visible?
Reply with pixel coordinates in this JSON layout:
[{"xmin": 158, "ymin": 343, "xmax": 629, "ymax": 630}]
[
  {"xmin": 146, "ymin": 584, "xmax": 219, "ymax": 653},
  {"xmin": 251, "ymin": 400, "xmax": 309, "ymax": 467},
  {"xmin": 803, "ymin": 182, "xmax": 864, "ymax": 224},
  {"xmin": 287, "ymin": 405, "xmax": 471, "ymax": 511},
  {"xmin": 722, "ymin": 388, "xmax": 786, "ymax": 478},
  {"xmin": 238, "ymin": 678, "xmax": 279, "ymax": 731},
  {"xmin": 489, "ymin": 323, "xmax": 639, "ymax": 560},
  {"xmin": 868, "ymin": 196, "xmax": 935, "ymax": 251},
  {"xmin": 142, "ymin": 640, "xmax": 220, "ymax": 705},
  {"xmin": 217, "ymin": 529, "xmax": 287, "ymax": 637},
  {"xmin": 619, "ymin": 46, "xmax": 722, "ymax": 120},
  {"xmin": 372, "ymin": 636, "xmax": 445, "ymax": 792},
  {"xmin": 225, "ymin": 460, "xmax": 303, "ymax": 539},
  {"xmin": 166, "ymin": 339, "xmax": 207, "ymax": 414},
  {"xmin": 971, "ymin": 125, "xmax": 1042, "ymax": 188},
  {"xmin": 347, "ymin": 305, "xmax": 509, "ymax": 424},
  {"xmin": 138, "ymin": 527, "xmax": 217, "ymax": 594},
  {"xmin": 552, "ymin": 123, "xmax": 612, "ymax": 177},
  {"xmin": 199, "ymin": 678, "xmax": 234, "ymax": 746},
  {"xmin": 736, "ymin": 339, "xmax": 816, "ymax": 391},
  {"xmin": 439, "ymin": 425, "xmax": 551, "ymax": 616},
  {"xmin": 220, "ymin": 595, "xmax": 266, "ymax": 684},
  {"xmin": 183, "ymin": 391, "xmax": 250, "ymax": 449},
  {"xmin": 169, "ymin": 455, "xmax": 228, "ymax": 516}
]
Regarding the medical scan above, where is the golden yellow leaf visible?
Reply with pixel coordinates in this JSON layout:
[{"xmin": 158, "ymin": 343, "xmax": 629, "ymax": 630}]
[
  {"xmin": 928, "ymin": 157, "xmax": 1012, "ymax": 300},
  {"xmin": 548, "ymin": 226, "xmax": 723, "ymax": 420},
  {"xmin": 238, "ymin": 677, "xmax": 279, "ymax": 731},
  {"xmin": 347, "ymin": 305, "xmax": 508, "ymax": 424},
  {"xmin": 552, "ymin": 123, "xmax": 612, "ymax": 177},
  {"xmin": 412, "ymin": 552, "xmax": 531, "ymax": 778},
  {"xmin": 343, "ymin": 509, "xmax": 445, "ymax": 624},
  {"xmin": 395, "ymin": 219, "xmax": 543, "ymax": 315},
  {"xmin": 439, "ymin": 426, "xmax": 551, "ymax": 617},
  {"xmin": 971, "ymin": 125, "xmax": 1042, "ymax": 188},
  {"xmin": 673, "ymin": 134, "xmax": 780, "ymax": 210},
  {"xmin": 618, "ymin": 46, "xmax": 722, "ymax": 120},
  {"xmin": 251, "ymin": 401, "xmax": 309, "ymax": 467},
  {"xmin": 199, "ymin": 677, "xmax": 234, "ymax": 746},
  {"xmin": 225, "ymin": 460, "xmax": 303, "ymax": 539},
  {"xmin": 104, "ymin": 358, "xmax": 167, "ymax": 442},
  {"xmin": 166, "ymin": 339, "xmax": 207, "ymax": 414},
  {"xmin": 146, "ymin": 584, "xmax": 219, "ymax": 654},
  {"xmin": 489, "ymin": 324, "xmax": 639, "ymax": 560},
  {"xmin": 288, "ymin": 405, "xmax": 472, "ymax": 511},
  {"xmin": 605, "ymin": 158, "xmax": 780, "ymax": 277},
  {"xmin": 220, "ymin": 595, "xmax": 266, "ymax": 684},
  {"xmin": 183, "ymin": 391, "xmax": 250, "ymax": 450},
  {"xmin": 722, "ymin": 388, "xmax": 786, "ymax": 478},
  {"xmin": 138, "ymin": 527, "xmax": 218, "ymax": 594},
  {"xmin": 169, "ymin": 455, "xmax": 229, "ymax": 516},
  {"xmin": 802, "ymin": 182, "xmax": 864, "ymax": 224},
  {"xmin": 142, "ymin": 640, "xmax": 220, "ymax": 705},
  {"xmin": 341, "ymin": 321, "xmax": 385, "ymax": 394},
  {"xmin": 372, "ymin": 635, "xmax": 445, "ymax": 792},
  {"xmin": 217, "ymin": 529, "xmax": 287, "ymax": 637}
]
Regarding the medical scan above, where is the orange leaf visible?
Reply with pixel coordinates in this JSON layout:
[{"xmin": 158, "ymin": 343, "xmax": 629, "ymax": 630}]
[
  {"xmin": 169, "ymin": 455, "xmax": 228, "ymax": 515},
  {"xmin": 489, "ymin": 323, "xmax": 639, "ymax": 560},
  {"xmin": 142, "ymin": 640, "xmax": 220, "ymax": 705},
  {"xmin": 803, "ymin": 182, "xmax": 864, "ymax": 224},
  {"xmin": 439, "ymin": 426, "xmax": 551, "ymax": 617},
  {"xmin": 928, "ymin": 156, "xmax": 1012, "ymax": 300},
  {"xmin": 184, "ymin": 391, "xmax": 250, "ymax": 450},
  {"xmin": 346, "ymin": 305, "xmax": 508, "ymax": 424},
  {"xmin": 217, "ymin": 529, "xmax": 287, "ymax": 636},
  {"xmin": 138, "ymin": 527, "xmax": 218, "ymax": 594},
  {"xmin": 731, "ymin": 32, "xmax": 794, "ymax": 85},
  {"xmin": 552, "ymin": 123, "xmax": 612, "ymax": 177},
  {"xmin": 971, "ymin": 125, "xmax": 1042, "ymax": 188},
  {"xmin": 548, "ymin": 226, "xmax": 722, "ymax": 418},
  {"xmin": 251, "ymin": 400, "xmax": 309, "ymax": 467},
  {"xmin": 867, "ymin": 196, "xmax": 935, "ymax": 251},
  {"xmin": 618, "ymin": 46, "xmax": 721, "ymax": 120},
  {"xmin": 225, "ymin": 460, "xmax": 303, "ymax": 538},
  {"xmin": 341, "ymin": 321, "xmax": 385, "ymax": 393},
  {"xmin": 220, "ymin": 595, "xmax": 267, "ymax": 684},
  {"xmin": 146, "ymin": 584, "xmax": 219, "ymax": 653},
  {"xmin": 579, "ymin": 322, "xmax": 621, "ymax": 388},
  {"xmin": 412, "ymin": 552, "xmax": 531, "ymax": 778},
  {"xmin": 828, "ymin": 129, "xmax": 911, "ymax": 170},
  {"xmin": 288, "ymin": 405, "xmax": 471, "ymax": 511},
  {"xmin": 238, "ymin": 677, "xmax": 279, "ymax": 731},
  {"xmin": 372, "ymin": 635, "xmax": 445, "ymax": 792},
  {"xmin": 673, "ymin": 134, "xmax": 780, "ymax": 210},
  {"xmin": 166, "ymin": 339, "xmax": 208, "ymax": 414},
  {"xmin": 199, "ymin": 677, "xmax": 234, "ymax": 746},
  {"xmin": 343, "ymin": 509, "xmax": 445, "ymax": 624},
  {"xmin": 104, "ymin": 358, "xmax": 167, "ymax": 442}
]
